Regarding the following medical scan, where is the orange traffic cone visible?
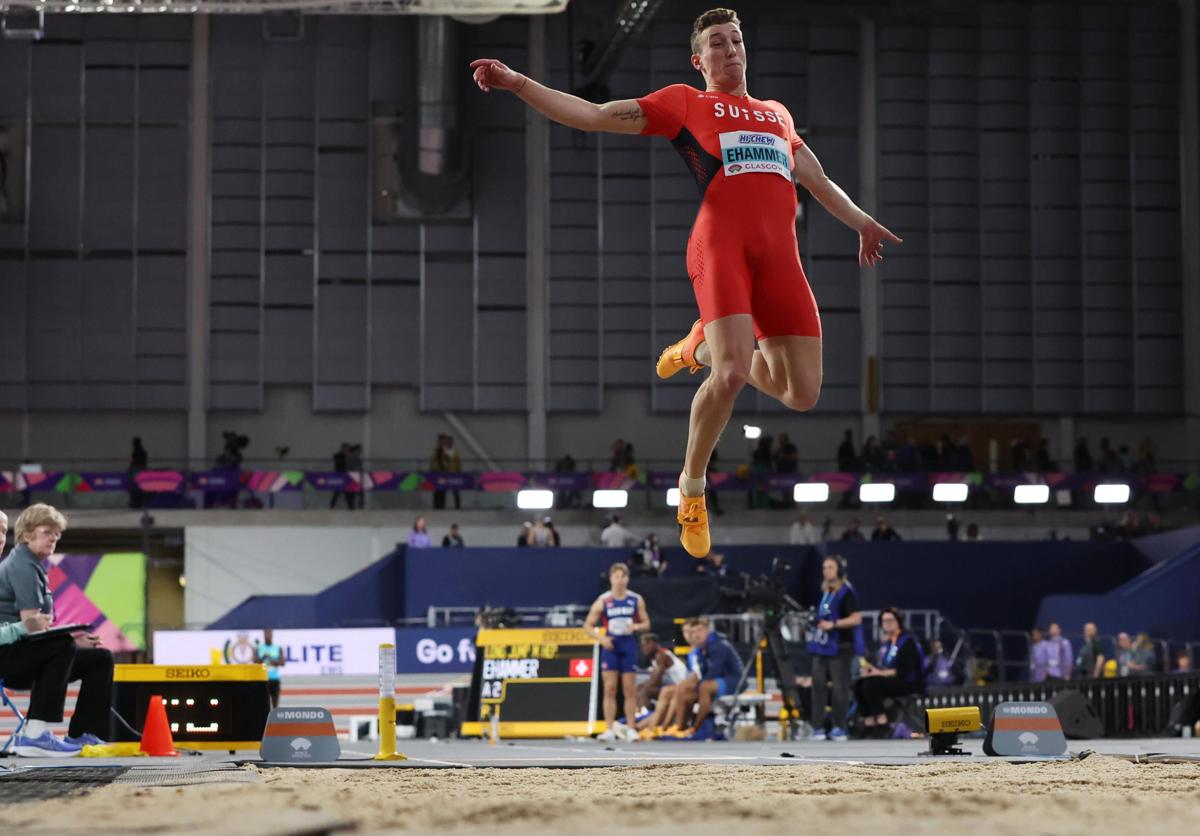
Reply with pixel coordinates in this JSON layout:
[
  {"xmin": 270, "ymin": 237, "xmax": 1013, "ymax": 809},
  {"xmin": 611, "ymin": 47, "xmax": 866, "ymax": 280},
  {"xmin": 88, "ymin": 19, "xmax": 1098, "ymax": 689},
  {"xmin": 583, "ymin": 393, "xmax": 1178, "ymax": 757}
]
[{"xmin": 139, "ymin": 694, "xmax": 179, "ymax": 756}]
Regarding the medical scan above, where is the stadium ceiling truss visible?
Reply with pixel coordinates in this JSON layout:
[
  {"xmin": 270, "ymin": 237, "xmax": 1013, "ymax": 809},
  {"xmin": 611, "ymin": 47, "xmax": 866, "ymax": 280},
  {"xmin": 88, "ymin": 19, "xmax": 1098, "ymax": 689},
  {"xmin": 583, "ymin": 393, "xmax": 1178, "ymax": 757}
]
[{"xmin": 0, "ymin": 0, "xmax": 566, "ymax": 15}]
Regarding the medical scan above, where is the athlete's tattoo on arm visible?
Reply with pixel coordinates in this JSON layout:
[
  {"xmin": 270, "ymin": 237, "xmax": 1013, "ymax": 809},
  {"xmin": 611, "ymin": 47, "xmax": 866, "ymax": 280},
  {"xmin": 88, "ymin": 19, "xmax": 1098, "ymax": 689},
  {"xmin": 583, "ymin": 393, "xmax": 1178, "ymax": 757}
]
[{"xmin": 612, "ymin": 107, "xmax": 644, "ymax": 122}]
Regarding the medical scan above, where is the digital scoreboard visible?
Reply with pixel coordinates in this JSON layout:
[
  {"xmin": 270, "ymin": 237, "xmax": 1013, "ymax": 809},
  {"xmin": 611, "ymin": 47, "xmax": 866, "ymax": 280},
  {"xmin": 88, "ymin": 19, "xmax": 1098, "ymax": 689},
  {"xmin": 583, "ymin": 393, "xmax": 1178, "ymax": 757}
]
[
  {"xmin": 111, "ymin": 664, "xmax": 272, "ymax": 751},
  {"xmin": 460, "ymin": 628, "xmax": 602, "ymax": 738}
]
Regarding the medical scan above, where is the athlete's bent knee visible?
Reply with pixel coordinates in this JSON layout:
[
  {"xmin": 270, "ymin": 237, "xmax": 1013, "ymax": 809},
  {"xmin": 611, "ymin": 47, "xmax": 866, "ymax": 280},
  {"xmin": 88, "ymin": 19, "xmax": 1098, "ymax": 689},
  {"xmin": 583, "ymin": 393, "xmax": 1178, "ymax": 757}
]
[
  {"xmin": 780, "ymin": 380, "xmax": 821, "ymax": 412},
  {"xmin": 709, "ymin": 365, "xmax": 749, "ymax": 399}
]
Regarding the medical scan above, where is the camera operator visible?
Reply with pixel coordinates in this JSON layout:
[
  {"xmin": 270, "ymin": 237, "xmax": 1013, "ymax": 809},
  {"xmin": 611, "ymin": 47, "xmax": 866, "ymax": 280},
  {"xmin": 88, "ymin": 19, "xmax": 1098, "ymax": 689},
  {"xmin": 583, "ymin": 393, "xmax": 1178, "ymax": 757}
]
[
  {"xmin": 805, "ymin": 555, "xmax": 863, "ymax": 742},
  {"xmin": 853, "ymin": 606, "xmax": 925, "ymax": 738}
]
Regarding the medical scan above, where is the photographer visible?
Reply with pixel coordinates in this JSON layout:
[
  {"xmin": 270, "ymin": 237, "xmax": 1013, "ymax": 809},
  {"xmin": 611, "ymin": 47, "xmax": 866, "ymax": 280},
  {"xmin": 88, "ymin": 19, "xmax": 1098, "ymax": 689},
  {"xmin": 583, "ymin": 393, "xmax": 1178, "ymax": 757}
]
[
  {"xmin": 853, "ymin": 606, "xmax": 925, "ymax": 738},
  {"xmin": 805, "ymin": 555, "xmax": 863, "ymax": 742}
]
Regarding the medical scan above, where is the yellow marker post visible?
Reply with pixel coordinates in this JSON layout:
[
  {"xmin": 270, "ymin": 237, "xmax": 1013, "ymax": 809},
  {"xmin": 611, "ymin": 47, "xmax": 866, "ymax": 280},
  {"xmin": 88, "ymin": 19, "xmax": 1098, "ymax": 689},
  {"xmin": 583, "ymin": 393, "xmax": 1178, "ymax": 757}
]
[{"xmin": 374, "ymin": 644, "xmax": 407, "ymax": 761}]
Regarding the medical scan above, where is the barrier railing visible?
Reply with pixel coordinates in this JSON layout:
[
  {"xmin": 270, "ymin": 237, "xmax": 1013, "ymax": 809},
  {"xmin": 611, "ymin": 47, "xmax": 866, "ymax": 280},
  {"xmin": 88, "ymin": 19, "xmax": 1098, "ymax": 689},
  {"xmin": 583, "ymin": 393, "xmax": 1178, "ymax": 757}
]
[
  {"xmin": 919, "ymin": 672, "xmax": 1200, "ymax": 737},
  {"xmin": 2, "ymin": 466, "xmax": 1196, "ymax": 499}
]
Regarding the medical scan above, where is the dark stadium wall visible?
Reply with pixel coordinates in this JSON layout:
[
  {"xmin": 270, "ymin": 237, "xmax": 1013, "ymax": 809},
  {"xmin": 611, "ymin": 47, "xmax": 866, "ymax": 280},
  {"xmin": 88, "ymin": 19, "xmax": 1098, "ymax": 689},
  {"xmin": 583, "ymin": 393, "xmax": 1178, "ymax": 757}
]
[
  {"xmin": 1037, "ymin": 528, "xmax": 1200, "ymax": 641},
  {"xmin": 206, "ymin": 540, "xmax": 1153, "ymax": 635}
]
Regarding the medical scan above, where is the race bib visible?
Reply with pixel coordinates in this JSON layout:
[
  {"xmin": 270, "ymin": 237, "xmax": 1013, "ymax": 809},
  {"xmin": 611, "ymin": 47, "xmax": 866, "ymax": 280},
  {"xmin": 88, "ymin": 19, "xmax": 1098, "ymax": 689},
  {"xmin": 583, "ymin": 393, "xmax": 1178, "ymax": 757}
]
[
  {"xmin": 608, "ymin": 618, "xmax": 632, "ymax": 637},
  {"xmin": 719, "ymin": 130, "xmax": 792, "ymax": 180}
]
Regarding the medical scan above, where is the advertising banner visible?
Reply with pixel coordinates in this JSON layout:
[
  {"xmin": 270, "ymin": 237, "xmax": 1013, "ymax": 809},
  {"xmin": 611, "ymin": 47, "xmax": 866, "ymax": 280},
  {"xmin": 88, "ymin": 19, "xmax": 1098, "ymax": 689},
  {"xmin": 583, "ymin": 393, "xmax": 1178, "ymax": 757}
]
[
  {"xmin": 153, "ymin": 628, "xmax": 395, "ymax": 677},
  {"xmin": 393, "ymin": 627, "xmax": 477, "ymax": 674}
]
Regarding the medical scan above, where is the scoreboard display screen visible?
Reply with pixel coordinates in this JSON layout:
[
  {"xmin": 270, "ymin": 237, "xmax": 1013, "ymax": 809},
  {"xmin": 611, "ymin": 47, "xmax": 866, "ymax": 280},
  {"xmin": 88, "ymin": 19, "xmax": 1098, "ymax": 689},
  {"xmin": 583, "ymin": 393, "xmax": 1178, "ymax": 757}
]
[
  {"xmin": 111, "ymin": 664, "xmax": 271, "ymax": 750},
  {"xmin": 460, "ymin": 627, "xmax": 602, "ymax": 738}
]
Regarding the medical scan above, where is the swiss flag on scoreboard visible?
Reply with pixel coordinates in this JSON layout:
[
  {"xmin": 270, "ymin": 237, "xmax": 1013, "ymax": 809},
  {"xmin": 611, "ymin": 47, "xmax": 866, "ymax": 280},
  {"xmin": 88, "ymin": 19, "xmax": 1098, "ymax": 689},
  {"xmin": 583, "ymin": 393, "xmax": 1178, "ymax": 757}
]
[{"xmin": 568, "ymin": 658, "xmax": 594, "ymax": 678}]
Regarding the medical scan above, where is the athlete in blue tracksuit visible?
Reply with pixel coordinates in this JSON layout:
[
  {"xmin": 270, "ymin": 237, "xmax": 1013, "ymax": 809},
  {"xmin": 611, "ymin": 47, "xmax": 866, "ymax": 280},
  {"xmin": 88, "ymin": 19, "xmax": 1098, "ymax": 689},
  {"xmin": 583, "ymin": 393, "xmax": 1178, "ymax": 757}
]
[
  {"xmin": 585, "ymin": 562, "xmax": 650, "ymax": 741},
  {"xmin": 673, "ymin": 617, "xmax": 743, "ymax": 738}
]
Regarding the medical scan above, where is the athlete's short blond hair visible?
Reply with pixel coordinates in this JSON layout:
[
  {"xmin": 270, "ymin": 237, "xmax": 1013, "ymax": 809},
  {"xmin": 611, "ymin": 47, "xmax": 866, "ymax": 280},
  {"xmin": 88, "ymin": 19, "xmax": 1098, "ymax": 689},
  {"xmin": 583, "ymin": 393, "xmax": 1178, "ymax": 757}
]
[{"xmin": 14, "ymin": 503, "xmax": 67, "ymax": 544}]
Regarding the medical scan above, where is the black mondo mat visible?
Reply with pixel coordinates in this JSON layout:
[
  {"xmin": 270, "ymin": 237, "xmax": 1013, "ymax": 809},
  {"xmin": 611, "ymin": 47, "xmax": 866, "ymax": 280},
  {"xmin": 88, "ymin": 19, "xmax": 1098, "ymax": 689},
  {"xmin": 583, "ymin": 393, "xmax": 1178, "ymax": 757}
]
[{"xmin": 0, "ymin": 767, "xmax": 128, "ymax": 804}]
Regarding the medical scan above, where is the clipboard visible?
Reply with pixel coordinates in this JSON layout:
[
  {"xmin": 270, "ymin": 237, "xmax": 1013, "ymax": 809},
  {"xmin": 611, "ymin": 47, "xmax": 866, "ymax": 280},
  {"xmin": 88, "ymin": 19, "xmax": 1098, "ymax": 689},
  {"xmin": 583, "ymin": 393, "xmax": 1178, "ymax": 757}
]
[{"xmin": 24, "ymin": 623, "xmax": 92, "ymax": 641}]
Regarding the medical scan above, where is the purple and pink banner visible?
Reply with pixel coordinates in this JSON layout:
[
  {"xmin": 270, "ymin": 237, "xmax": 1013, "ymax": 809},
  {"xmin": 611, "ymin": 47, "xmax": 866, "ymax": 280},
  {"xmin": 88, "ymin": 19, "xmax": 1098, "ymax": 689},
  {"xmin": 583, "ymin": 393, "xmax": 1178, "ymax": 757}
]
[{"xmin": 0, "ymin": 468, "xmax": 1194, "ymax": 496}]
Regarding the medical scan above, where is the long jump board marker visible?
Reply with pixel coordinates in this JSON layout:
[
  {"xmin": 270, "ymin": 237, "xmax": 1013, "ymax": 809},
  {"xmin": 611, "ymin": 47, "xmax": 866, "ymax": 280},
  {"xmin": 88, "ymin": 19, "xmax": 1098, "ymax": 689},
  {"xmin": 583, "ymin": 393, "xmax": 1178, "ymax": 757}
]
[
  {"xmin": 983, "ymin": 701, "xmax": 1069, "ymax": 759},
  {"xmin": 260, "ymin": 706, "xmax": 341, "ymax": 762}
]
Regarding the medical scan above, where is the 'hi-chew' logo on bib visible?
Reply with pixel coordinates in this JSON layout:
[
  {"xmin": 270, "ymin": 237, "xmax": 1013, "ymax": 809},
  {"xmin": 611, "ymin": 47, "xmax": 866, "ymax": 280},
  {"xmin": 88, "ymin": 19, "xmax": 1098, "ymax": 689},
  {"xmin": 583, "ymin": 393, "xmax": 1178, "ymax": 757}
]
[{"xmin": 719, "ymin": 131, "xmax": 791, "ymax": 180}]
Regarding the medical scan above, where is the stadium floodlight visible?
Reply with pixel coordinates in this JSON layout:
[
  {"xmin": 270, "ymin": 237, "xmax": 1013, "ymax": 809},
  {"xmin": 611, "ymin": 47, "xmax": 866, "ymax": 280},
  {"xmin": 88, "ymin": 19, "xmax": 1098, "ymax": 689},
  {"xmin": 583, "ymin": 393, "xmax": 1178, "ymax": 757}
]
[
  {"xmin": 932, "ymin": 483, "xmax": 969, "ymax": 503},
  {"xmin": 516, "ymin": 489, "xmax": 554, "ymax": 510},
  {"xmin": 743, "ymin": 424, "xmax": 762, "ymax": 440},
  {"xmin": 793, "ymin": 482, "xmax": 830, "ymax": 503},
  {"xmin": 858, "ymin": 483, "xmax": 895, "ymax": 503},
  {"xmin": 666, "ymin": 487, "xmax": 680, "ymax": 507},
  {"xmin": 592, "ymin": 489, "xmax": 628, "ymax": 509},
  {"xmin": 1013, "ymin": 484, "xmax": 1050, "ymax": 505},
  {"xmin": 1093, "ymin": 483, "xmax": 1130, "ymax": 505}
]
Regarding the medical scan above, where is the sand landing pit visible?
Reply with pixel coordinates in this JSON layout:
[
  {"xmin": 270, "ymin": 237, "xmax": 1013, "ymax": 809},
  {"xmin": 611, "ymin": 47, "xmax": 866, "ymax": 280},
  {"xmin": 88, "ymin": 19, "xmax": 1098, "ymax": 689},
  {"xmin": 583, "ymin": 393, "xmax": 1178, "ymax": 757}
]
[{"xmin": 4, "ymin": 755, "xmax": 1200, "ymax": 835}]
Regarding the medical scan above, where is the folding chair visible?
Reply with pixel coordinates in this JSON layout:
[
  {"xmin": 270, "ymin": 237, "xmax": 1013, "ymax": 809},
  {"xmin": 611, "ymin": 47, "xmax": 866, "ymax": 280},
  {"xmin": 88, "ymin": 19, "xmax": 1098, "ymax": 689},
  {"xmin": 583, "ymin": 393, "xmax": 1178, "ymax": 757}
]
[{"xmin": 0, "ymin": 678, "xmax": 29, "ymax": 756}]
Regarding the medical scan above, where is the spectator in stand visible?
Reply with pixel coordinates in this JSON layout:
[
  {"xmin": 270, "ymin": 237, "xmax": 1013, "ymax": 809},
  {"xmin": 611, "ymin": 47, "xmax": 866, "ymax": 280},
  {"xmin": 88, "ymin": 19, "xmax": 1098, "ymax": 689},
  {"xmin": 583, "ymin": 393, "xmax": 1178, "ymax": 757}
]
[
  {"xmin": 554, "ymin": 453, "xmax": 581, "ymax": 509},
  {"xmin": 600, "ymin": 514, "xmax": 638, "ymax": 549},
  {"xmin": 609, "ymin": 439, "xmax": 633, "ymax": 473},
  {"xmin": 517, "ymin": 521, "xmax": 533, "ymax": 547},
  {"xmin": 1010, "ymin": 436, "xmax": 1030, "ymax": 471},
  {"xmin": 408, "ymin": 516, "xmax": 432, "ymax": 548},
  {"xmin": 853, "ymin": 607, "xmax": 924, "ymax": 739},
  {"xmin": 1116, "ymin": 445, "xmax": 1132, "ymax": 473},
  {"xmin": 1035, "ymin": 438, "xmax": 1053, "ymax": 472},
  {"xmin": 896, "ymin": 435, "xmax": 918, "ymax": 472},
  {"xmin": 1074, "ymin": 437, "xmax": 1093, "ymax": 472},
  {"xmin": 1145, "ymin": 512, "xmax": 1165, "ymax": 535},
  {"xmin": 1134, "ymin": 437, "xmax": 1157, "ymax": 475},
  {"xmin": 871, "ymin": 517, "xmax": 901, "ymax": 542},
  {"xmin": 861, "ymin": 435, "xmax": 884, "ymax": 472},
  {"xmin": 774, "ymin": 432, "xmax": 799, "ymax": 473},
  {"xmin": 1116, "ymin": 510, "xmax": 1144, "ymax": 539},
  {"xmin": 840, "ymin": 518, "xmax": 865, "ymax": 542},
  {"xmin": 1043, "ymin": 622, "xmax": 1072, "ymax": 680},
  {"xmin": 442, "ymin": 523, "xmax": 464, "ymax": 548},
  {"xmin": 1074, "ymin": 622, "xmax": 1107, "ymax": 679},
  {"xmin": 128, "ymin": 436, "xmax": 148, "ymax": 510},
  {"xmin": 750, "ymin": 434, "xmax": 774, "ymax": 509},
  {"xmin": 932, "ymin": 434, "xmax": 953, "ymax": 470},
  {"xmin": 1097, "ymin": 438, "xmax": 1117, "ymax": 473},
  {"xmin": 953, "ymin": 437, "xmax": 974, "ymax": 472},
  {"xmin": 964, "ymin": 522, "xmax": 981, "ymax": 542},
  {"xmin": 631, "ymin": 534, "xmax": 664, "ymax": 577},
  {"xmin": 837, "ymin": 429, "xmax": 858, "ymax": 472},
  {"xmin": 924, "ymin": 639, "xmax": 959, "ymax": 687},
  {"xmin": 1129, "ymin": 632, "xmax": 1155, "ymax": 675},
  {"xmin": 1174, "ymin": 649, "xmax": 1193, "ymax": 674},
  {"xmin": 528, "ymin": 517, "xmax": 554, "ymax": 548},
  {"xmin": 345, "ymin": 443, "xmax": 363, "ymax": 510},
  {"xmin": 789, "ymin": 511, "xmax": 819, "ymax": 545},
  {"xmin": 1029, "ymin": 627, "xmax": 1049, "ymax": 682},
  {"xmin": 543, "ymin": 516, "xmax": 561, "ymax": 547},
  {"xmin": 1115, "ymin": 632, "xmax": 1134, "ymax": 676},
  {"xmin": 431, "ymin": 434, "xmax": 462, "ymax": 511},
  {"xmin": 330, "ymin": 443, "xmax": 354, "ymax": 510},
  {"xmin": 623, "ymin": 444, "xmax": 639, "ymax": 479}
]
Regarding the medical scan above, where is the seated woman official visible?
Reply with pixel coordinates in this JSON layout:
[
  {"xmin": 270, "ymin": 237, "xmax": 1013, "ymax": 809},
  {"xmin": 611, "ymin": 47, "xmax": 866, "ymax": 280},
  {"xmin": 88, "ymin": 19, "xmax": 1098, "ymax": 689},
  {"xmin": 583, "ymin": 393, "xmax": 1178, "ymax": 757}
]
[
  {"xmin": 852, "ymin": 607, "xmax": 925, "ymax": 739},
  {"xmin": 0, "ymin": 504, "xmax": 114, "ymax": 756}
]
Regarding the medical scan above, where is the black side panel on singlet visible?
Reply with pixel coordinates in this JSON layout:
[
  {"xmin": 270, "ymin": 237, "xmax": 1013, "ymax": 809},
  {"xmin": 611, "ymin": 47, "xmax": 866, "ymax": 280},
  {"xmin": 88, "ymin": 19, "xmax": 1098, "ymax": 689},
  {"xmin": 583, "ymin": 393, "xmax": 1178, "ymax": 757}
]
[{"xmin": 670, "ymin": 126, "xmax": 723, "ymax": 200}]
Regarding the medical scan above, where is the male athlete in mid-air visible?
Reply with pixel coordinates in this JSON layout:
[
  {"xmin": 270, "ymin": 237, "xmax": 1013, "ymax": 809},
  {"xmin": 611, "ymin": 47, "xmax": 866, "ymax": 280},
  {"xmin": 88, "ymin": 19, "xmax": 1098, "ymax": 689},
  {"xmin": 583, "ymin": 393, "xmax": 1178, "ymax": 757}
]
[
  {"xmin": 583, "ymin": 563, "xmax": 651, "ymax": 742},
  {"xmin": 472, "ymin": 8, "xmax": 900, "ymax": 557}
]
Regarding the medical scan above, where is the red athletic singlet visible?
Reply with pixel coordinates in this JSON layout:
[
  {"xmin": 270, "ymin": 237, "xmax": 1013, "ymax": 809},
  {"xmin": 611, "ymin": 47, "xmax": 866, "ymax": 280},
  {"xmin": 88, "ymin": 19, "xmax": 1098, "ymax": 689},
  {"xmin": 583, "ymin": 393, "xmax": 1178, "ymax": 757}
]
[{"xmin": 638, "ymin": 84, "xmax": 821, "ymax": 340}]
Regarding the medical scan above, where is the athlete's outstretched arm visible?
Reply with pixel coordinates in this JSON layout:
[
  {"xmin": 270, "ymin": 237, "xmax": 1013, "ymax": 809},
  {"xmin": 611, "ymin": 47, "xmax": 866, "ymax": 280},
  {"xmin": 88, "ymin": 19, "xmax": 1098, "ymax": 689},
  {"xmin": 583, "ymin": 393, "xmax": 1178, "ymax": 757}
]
[
  {"xmin": 793, "ymin": 143, "xmax": 902, "ymax": 268},
  {"xmin": 470, "ymin": 58, "xmax": 646, "ymax": 135}
]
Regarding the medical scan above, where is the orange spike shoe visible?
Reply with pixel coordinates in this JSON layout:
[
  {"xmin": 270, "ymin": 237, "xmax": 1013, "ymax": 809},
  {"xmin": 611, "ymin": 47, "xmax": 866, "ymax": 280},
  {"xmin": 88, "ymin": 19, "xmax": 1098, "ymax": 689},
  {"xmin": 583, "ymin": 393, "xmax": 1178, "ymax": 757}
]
[{"xmin": 656, "ymin": 319, "xmax": 706, "ymax": 379}]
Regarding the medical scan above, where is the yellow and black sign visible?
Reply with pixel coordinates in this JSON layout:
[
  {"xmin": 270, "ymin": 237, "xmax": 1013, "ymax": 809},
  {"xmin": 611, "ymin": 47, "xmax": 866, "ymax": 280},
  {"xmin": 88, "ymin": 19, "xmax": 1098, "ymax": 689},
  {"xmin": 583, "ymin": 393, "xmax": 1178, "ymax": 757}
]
[
  {"xmin": 112, "ymin": 664, "xmax": 271, "ymax": 751},
  {"xmin": 460, "ymin": 628, "xmax": 601, "ymax": 738}
]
